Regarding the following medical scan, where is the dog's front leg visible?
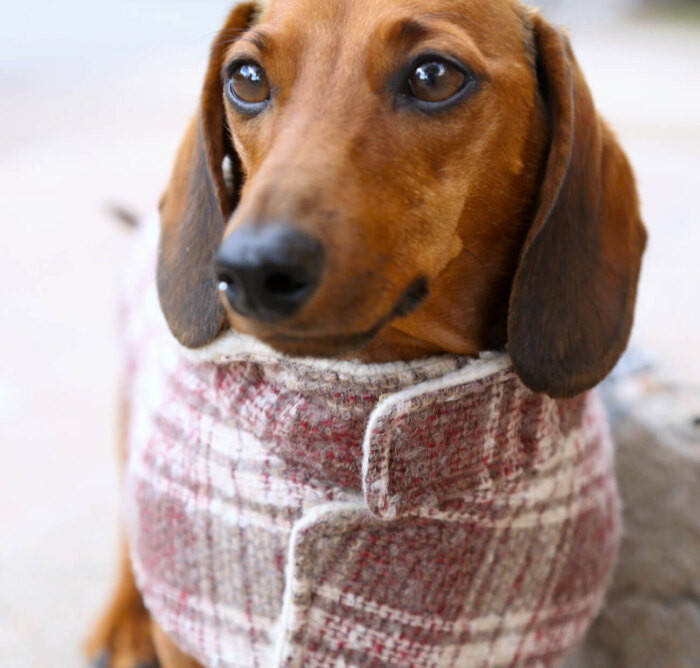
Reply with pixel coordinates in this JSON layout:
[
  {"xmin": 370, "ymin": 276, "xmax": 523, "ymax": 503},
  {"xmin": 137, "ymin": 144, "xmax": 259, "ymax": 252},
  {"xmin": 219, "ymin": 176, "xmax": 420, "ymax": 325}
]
[
  {"xmin": 84, "ymin": 538, "xmax": 159, "ymax": 668},
  {"xmin": 151, "ymin": 621, "xmax": 204, "ymax": 668},
  {"xmin": 85, "ymin": 382, "xmax": 204, "ymax": 668}
]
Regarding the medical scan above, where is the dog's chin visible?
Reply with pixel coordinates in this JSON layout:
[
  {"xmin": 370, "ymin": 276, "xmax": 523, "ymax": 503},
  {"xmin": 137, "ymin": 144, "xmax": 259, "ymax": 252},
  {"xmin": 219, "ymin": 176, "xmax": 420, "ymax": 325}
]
[
  {"xmin": 225, "ymin": 277, "xmax": 431, "ymax": 360},
  {"xmin": 259, "ymin": 325, "xmax": 384, "ymax": 360},
  {"xmin": 223, "ymin": 307, "xmax": 393, "ymax": 359}
]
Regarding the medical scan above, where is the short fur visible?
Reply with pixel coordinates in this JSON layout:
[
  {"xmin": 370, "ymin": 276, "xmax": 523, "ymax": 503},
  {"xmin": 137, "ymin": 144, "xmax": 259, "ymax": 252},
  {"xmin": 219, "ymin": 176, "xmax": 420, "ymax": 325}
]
[{"xmin": 87, "ymin": 0, "xmax": 646, "ymax": 665}]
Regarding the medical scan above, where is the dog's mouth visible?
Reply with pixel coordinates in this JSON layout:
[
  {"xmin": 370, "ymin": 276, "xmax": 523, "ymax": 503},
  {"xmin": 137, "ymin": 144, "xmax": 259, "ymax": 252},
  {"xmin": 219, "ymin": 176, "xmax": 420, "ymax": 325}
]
[{"xmin": 253, "ymin": 277, "xmax": 430, "ymax": 357}]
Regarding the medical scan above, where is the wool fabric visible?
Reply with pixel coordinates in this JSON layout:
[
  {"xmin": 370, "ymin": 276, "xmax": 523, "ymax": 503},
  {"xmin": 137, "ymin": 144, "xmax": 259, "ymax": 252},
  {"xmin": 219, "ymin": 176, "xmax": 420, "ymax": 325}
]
[{"xmin": 123, "ymin": 223, "xmax": 620, "ymax": 668}]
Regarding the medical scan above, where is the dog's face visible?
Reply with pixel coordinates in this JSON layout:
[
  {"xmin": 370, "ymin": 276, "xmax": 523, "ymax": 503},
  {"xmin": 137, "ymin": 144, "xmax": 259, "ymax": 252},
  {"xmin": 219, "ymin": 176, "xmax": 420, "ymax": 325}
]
[
  {"xmin": 158, "ymin": 0, "xmax": 646, "ymax": 398},
  {"xmin": 218, "ymin": 0, "xmax": 548, "ymax": 360}
]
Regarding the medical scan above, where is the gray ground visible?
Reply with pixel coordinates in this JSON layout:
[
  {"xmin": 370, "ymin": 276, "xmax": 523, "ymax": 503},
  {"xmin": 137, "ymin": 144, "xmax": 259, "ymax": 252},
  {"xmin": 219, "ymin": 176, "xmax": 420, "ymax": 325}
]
[{"xmin": 0, "ymin": 2, "xmax": 698, "ymax": 666}]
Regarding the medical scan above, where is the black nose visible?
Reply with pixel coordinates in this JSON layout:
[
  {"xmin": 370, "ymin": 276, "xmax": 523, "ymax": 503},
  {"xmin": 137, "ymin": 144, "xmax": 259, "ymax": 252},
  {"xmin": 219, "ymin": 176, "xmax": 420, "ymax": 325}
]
[{"xmin": 213, "ymin": 224, "xmax": 324, "ymax": 322}]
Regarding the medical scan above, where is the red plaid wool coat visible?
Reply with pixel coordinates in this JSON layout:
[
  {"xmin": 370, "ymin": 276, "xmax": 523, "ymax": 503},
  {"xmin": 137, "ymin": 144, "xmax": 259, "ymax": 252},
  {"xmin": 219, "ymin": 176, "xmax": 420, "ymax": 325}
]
[{"xmin": 122, "ymin": 223, "xmax": 620, "ymax": 668}]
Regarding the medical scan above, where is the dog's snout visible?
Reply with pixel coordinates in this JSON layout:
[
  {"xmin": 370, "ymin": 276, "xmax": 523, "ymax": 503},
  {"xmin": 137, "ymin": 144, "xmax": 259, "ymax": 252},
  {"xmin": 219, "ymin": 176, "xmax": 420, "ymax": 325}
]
[{"xmin": 214, "ymin": 224, "xmax": 324, "ymax": 322}]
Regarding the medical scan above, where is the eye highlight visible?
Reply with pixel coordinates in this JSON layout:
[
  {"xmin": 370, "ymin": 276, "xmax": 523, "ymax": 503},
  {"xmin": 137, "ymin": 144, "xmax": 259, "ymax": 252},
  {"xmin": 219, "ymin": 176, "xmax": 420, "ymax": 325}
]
[
  {"xmin": 409, "ymin": 60, "xmax": 466, "ymax": 103},
  {"xmin": 396, "ymin": 54, "xmax": 477, "ymax": 112},
  {"xmin": 226, "ymin": 61, "xmax": 271, "ymax": 113}
]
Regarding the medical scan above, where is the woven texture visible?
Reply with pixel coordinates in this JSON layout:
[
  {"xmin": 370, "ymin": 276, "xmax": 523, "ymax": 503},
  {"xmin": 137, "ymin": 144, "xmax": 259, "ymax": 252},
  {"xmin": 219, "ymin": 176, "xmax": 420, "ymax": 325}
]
[{"xmin": 123, "ymin": 223, "xmax": 620, "ymax": 668}]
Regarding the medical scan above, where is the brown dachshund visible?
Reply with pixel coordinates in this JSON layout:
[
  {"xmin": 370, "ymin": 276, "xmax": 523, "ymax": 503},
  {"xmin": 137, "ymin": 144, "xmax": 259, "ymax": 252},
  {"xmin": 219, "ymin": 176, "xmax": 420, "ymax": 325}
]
[{"xmin": 86, "ymin": 0, "xmax": 646, "ymax": 665}]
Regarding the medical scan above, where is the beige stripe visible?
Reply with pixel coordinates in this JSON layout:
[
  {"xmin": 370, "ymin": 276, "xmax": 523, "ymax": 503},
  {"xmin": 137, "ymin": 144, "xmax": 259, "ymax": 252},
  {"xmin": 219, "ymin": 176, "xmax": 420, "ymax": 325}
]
[
  {"xmin": 145, "ymin": 577, "xmax": 275, "ymax": 631},
  {"xmin": 476, "ymin": 375, "xmax": 512, "ymax": 455},
  {"xmin": 447, "ymin": 620, "xmax": 584, "ymax": 666},
  {"xmin": 493, "ymin": 438, "xmax": 610, "ymax": 506},
  {"xmin": 443, "ymin": 433, "xmax": 610, "ymax": 508},
  {"xmin": 416, "ymin": 481, "xmax": 614, "ymax": 529},
  {"xmin": 132, "ymin": 429, "xmax": 361, "ymax": 510},
  {"xmin": 132, "ymin": 428, "xmax": 612, "ymax": 532},
  {"xmin": 302, "ymin": 603, "xmax": 591, "ymax": 666},
  {"xmin": 315, "ymin": 584, "xmax": 598, "ymax": 635},
  {"xmin": 130, "ymin": 465, "xmax": 291, "ymax": 533},
  {"xmin": 381, "ymin": 428, "xmax": 604, "ymax": 516}
]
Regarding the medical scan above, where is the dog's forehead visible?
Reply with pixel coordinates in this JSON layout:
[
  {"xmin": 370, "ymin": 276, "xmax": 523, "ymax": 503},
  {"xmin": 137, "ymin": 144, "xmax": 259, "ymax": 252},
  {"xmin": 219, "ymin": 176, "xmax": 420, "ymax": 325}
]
[{"xmin": 254, "ymin": 0, "xmax": 529, "ymax": 52}]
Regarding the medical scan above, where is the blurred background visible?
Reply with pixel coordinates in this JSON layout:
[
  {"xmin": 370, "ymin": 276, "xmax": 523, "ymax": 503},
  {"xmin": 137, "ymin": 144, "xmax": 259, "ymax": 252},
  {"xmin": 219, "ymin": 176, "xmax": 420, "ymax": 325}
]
[{"xmin": 0, "ymin": 0, "xmax": 698, "ymax": 665}]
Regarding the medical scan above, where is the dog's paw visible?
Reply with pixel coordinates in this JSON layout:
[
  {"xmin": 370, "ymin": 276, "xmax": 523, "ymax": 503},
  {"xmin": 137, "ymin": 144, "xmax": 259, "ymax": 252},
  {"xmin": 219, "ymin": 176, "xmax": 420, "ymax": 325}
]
[
  {"xmin": 85, "ymin": 619, "xmax": 159, "ymax": 668},
  {"xmin": 85, "ymin": 546, "xmax": 161, "ymax": 668},
  {"xmin": 89, "ymin": 653, "xmax": 159, "ymax": 668},
  {"xmin": 85, "ymin": 589, "xmax": 159, "ymax": 668},
  {"xmin": 87, "ymin": 647, "xmax": 160, "ymax": 668},
  {"xmin": 89, "ymin": 652, "xmax": 111, "ymax": 668}
]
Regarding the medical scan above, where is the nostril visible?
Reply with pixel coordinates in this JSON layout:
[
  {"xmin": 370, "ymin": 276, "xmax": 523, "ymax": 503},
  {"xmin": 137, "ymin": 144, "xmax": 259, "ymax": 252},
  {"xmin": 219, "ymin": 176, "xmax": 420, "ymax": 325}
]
[
  {"xmin": 263, "ymin": 270, "xmax": 311, "ymax": 298},
  {"xmin": 214, "ymin": 262, "xmax": 236, "ymax": 286},
  {"xmin": 214, "ymin": 263, "xmax": 244, "ymax": 300},
  {"xmin": 217, "ymin": 278, "xmax": 235, "ymax": 295}
]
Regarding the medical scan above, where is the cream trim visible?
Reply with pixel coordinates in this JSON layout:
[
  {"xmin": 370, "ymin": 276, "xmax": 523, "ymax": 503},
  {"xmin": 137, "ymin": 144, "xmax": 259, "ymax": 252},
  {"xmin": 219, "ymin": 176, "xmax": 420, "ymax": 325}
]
[
  {"xmin": 271, "ymin": 502, "xmax": 366, "ymax": 668},
  {"xmin": 179, "ymin": 328, "xmax": 510, "ymax": 384}
]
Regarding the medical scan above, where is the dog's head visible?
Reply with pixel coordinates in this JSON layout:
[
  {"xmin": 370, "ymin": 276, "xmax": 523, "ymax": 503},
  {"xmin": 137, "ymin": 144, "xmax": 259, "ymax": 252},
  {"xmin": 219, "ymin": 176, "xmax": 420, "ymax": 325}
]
[{"xmin": 157, "ymin": 0, "xmax": 646, "ymax": 398}]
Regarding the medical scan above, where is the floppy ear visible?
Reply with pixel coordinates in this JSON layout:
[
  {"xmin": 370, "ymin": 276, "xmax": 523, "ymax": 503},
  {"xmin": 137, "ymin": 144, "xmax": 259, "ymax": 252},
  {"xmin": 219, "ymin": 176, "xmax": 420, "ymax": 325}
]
[
  {"xmin": 508, "ymin": 14, "xmax": 647, "ymax": 398},
  {"xmin": 157, "ymin": 3, "xmax": 258, "ymax": 348}
]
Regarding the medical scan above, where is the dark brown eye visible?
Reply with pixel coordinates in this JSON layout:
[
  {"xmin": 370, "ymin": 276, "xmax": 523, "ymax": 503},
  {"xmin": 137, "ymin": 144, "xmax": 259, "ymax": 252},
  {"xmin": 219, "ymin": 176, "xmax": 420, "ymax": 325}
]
[
  {"xmin": 408, "ymin": 60, "xmax": 466, "ymax": 103},
  {"xmin": 228, "ymin": 62, "xmax": 270, "ymax": 107}
]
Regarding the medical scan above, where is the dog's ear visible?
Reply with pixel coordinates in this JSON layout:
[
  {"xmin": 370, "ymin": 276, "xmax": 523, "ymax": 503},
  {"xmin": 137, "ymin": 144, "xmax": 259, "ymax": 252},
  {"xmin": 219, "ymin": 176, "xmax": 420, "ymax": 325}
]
[
  {"xmin": 508, "ymin": 14, "xmax": 647, "ymax": 398},
  {"xmin": 157, "ymin": 3, "xmax": 258, "ymax": 348}
]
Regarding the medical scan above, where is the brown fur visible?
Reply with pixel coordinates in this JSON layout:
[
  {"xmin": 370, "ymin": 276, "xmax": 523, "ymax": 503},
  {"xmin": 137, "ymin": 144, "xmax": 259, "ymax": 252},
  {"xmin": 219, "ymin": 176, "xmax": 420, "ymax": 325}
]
[
  {"xmin": 88, "ymin": 0, "xmax": 646, "ymax": 665},
  {"xmin": 508, "ymin": 15, "xmax": 646, "ymax": 397}
]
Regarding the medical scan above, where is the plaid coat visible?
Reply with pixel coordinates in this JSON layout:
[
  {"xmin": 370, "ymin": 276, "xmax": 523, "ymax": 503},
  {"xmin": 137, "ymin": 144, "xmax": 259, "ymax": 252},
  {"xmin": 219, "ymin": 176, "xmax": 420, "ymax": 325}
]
[{"xmin": 123, "ymin": 224, "xmax": 620, "ymax": 668}]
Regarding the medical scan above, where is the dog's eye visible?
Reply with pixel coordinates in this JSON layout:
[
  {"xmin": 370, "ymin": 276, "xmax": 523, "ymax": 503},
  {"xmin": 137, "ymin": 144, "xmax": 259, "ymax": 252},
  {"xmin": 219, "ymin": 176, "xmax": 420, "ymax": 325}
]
[
  {"xmin": 408, "ymin": 60, "xmax": 466, "ymax": 103},
  {"xmin": 227, "ymin": 62, "xmax": 270, "ymax": 109}
]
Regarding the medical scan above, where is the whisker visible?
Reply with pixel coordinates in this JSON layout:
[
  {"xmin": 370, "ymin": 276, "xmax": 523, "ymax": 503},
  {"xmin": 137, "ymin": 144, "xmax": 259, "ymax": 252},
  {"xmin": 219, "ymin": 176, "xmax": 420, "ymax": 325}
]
[
  {"xmin": 208, "ymin": 28, "xmax": 253, "ymax": 49},
  {"xmin": 462, "ymin": 247, "xmax": 492, "ymax": 272},
  {"xmin": 196, "ymin": 29, "xmax": 232, "ymax": 41},
  {"xmin": 213, "ymin": 38, "xmax": 241, "ymax": 49},
  {"xmin": 213, "ymin": 36, "xmax": 251, "ymax": 49},
  {"xmin": 176, "ymin": 29, "xmax": 237, "ymax": 47}
]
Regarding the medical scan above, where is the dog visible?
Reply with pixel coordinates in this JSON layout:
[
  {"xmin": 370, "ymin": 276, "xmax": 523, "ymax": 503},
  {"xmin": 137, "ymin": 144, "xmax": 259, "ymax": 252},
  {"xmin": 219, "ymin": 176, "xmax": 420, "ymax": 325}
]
[{"xmin": 86, "ymin": 0, "xmax": 646, "ymax": 666}]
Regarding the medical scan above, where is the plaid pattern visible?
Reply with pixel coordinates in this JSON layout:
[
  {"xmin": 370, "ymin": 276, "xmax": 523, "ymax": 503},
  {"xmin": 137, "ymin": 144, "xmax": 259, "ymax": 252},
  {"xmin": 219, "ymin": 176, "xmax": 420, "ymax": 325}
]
[{"xmin": 123, "ymin": 223, "xmax": 620, "ymax": 668}]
